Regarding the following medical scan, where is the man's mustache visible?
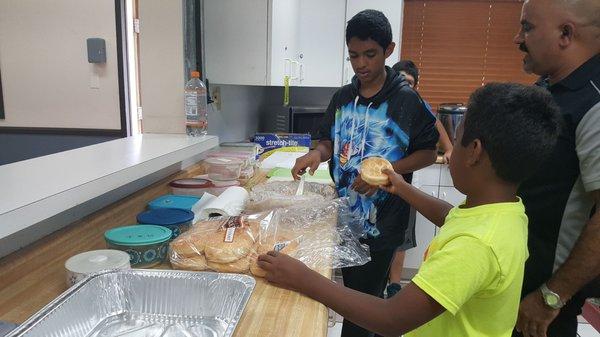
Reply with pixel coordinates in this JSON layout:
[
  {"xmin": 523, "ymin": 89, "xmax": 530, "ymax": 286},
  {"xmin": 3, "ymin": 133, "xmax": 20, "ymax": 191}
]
[{"xmin": 519, "ymin": 43, "xmax": 529, "ymax": 53}]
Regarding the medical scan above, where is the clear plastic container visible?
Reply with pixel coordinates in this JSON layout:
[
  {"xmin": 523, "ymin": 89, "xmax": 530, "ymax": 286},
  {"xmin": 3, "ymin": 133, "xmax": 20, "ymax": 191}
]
[
  {"xmin": 204, "ymin": 157, "xmax": 243, "ymax": 181},
  {"xmin": 185, "ymin": 71, "xmax": 208, "ymax": 136}
]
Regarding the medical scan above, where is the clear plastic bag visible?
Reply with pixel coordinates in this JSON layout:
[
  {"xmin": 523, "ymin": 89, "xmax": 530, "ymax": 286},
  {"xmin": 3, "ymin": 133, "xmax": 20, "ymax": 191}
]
[
  {"xmin": 169, "ymin": 214, "xmax": 263, "ymax": 274},
  {"xmin": 260, "ymin": 198, "xmax": 370, "ymax": 269},
  {"xmin": 169, "ymin": 198, "xmax": 370, "ymax": 277},
  {"xmin": 245, "ymin": 180, "xmax": 337, "ymax": 212}
]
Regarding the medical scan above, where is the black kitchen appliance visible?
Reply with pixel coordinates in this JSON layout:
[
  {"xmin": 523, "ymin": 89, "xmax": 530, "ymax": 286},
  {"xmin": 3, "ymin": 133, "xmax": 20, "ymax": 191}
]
[{"xmin": 260, "ymin": 105, "xmax": 327, "ymax": 139}]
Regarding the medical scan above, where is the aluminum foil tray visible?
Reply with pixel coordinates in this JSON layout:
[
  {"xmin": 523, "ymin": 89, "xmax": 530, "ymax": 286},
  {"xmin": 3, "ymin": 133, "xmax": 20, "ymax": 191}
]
[{"xmin": 8, "ymin": 269, "xmax": 255, "ymax": 337}]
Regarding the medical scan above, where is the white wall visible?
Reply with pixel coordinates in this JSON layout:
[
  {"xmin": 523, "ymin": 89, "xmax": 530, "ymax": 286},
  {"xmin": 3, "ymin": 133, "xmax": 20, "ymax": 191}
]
[
  {"xmin": 137, "ymin": 0, "xmax": 185, "ymax": 133},
  {"xmin": 0, "ymin": 0, "xmax": 122, "ymax": 130},
  {"xmin": 345, "ymin": 0, "xmax": 404, "ymax": 66}
]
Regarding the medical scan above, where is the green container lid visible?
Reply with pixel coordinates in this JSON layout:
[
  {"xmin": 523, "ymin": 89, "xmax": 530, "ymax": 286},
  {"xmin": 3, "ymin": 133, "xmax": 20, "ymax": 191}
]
[{"xmin": 104, "ymin": 225, "xmax": 172, "ymax": 246}]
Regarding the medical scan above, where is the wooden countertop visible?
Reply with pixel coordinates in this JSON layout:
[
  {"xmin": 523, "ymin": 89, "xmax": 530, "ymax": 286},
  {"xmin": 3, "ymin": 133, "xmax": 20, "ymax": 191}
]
[{"xmin": 0, "ymin": 163, "xmax": 330, "ymax": 337}]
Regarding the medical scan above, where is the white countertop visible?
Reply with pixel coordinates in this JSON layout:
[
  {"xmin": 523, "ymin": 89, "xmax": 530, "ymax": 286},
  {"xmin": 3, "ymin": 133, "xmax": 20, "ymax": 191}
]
[{"xmin": 0, "ymin": 133, "xmax": 218, "ymax": 239}]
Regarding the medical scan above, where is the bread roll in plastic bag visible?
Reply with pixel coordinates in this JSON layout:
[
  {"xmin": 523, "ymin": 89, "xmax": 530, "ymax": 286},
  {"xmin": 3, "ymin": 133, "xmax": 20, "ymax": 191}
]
[
  {"xmin": 169, "ymin": 198, "xmax": 370, "ymax": 276},
  {"xmin": 169, "ymin": 214, "xmax": 264, "ymax": 273}
]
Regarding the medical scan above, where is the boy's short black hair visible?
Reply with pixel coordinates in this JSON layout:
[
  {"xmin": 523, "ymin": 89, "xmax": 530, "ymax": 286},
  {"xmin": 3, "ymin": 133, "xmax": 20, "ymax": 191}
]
[
  {"xmin": 461, "ymin": 83, "xmax": 561, "ymax": 184},
  {"xmin": 392, "ymin": 60, "xmax": 419, "ymax": 85},
  {"xmin": 346, "ymin": 10, "xmax": 392, "ymax": 50}
]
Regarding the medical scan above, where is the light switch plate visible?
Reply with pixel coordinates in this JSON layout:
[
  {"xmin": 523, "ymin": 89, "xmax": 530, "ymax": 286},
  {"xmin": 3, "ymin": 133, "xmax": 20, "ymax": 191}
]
[
  {"xmin": 87, "ymin": 38, "xmax": 106, "ymax": 63},
  {"xmin": 212, "ymin": 86, "xmax": 221, "ymax": 111}
]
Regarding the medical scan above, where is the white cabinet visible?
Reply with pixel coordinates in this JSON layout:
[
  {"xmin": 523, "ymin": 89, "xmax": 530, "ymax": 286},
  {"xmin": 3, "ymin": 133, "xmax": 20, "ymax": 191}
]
[
  {"xmin": 204, "ymin": 0, "xmax": 269, "ymax": 85},
  {"xmin": 342, "ymin": 0, "xmax": 404, "ymax": 85},
  {"xmin": 404, "ymin": 184, "xmax": 438, "ymax": 271},
  {"xmin": 268, "ymin": 0, "xmax": 300, "ymax": 86},
  {"xmin": 439, "ymin": 186, "xmax": 465, "ymax": 207},
  {"xmin": 411, "ymin": 164, "xmax": 441, "ymax": 187},
  {"xmin": 439, "ymin": 165, "xmax": 466, "ymax": 206},
  {"xmin": 204, "ymin": 0, "xmax": 346, "ymax": 87},
  {"xmin": 271, "ymin": 0, "xmax": 347, "ymax": 87},
  {"xmin": 296, "ymin": 0, "xmax": 346, "ymax": 87},
  {"xmin": 204, "ymin": 0, "xmax": 402, "ymax": 87}
]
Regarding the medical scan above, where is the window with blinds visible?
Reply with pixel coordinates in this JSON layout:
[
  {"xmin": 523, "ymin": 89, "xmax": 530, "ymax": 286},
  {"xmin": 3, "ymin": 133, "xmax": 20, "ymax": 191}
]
[{"xmin": 400, "ymin": 0, "xmax": 538, "ymax": 110}]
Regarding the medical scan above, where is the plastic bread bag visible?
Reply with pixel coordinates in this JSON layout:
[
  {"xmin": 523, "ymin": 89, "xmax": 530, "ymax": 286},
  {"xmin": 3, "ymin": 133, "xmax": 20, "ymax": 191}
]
[
  {"xmin": 256, "ymin": 198, "xmax": 370, "ymax": 271},
  {"xmin": 170, "ymin": 199, "xmax": 369, "ymax": 276},
  {"xmin": 169, "ymin": 213, "xmax": 266, "ymax": 273},
  {"xmin": 246, "ymin": 180, "xmax": 338, "ymax": 212}
]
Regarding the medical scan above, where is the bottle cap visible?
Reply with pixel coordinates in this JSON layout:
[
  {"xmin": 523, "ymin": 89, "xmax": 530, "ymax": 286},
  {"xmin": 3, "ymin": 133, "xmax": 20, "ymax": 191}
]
[{"xmin": 191, "ymin": 71, "xmax": 200, "ymax": 78}]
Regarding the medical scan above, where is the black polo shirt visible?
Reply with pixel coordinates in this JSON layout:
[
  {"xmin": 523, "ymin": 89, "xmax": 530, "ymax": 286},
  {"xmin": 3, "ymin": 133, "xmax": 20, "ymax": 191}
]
[{"xmin": 518, "ymin": 54, "xmax": 600, "ymax": 312}]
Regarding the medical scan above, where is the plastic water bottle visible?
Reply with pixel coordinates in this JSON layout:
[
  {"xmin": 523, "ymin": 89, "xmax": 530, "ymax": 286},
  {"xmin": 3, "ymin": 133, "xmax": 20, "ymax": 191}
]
[{"xmin": 184, "ymin": 71, "xmax": 208, "ymax": 136}]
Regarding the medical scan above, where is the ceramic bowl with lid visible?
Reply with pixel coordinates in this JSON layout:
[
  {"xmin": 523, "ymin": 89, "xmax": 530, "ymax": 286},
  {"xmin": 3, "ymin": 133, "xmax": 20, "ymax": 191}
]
[
  {"xmin": 104, "ymin": 225, "xmax": 172, "ymax": 268},
  {"xmin": 64, "ymin": 249, "xmax": 130, "ymax": 287},
  {"xmin": 136, "ymin": 208, "xmax": 194, "ymax": 239}
]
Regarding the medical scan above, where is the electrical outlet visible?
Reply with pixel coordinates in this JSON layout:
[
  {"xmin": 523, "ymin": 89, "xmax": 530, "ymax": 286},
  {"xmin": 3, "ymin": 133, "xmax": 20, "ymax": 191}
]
[{"xmin": 212, "ymin": 86, "xmax": 222, "ymax": 111}]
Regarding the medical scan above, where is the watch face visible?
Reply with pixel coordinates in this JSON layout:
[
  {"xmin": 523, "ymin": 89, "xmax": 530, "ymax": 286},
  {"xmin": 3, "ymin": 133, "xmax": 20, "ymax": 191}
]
[{"xmin": 546, "ymin": 294, "xmax": 559, "ymax": 306}]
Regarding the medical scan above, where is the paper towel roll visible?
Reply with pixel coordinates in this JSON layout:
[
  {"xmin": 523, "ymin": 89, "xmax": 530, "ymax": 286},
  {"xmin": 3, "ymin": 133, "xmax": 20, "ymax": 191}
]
[{"xmin": 199, "ymin": 186, "xmax": 249, "ymax": 219}]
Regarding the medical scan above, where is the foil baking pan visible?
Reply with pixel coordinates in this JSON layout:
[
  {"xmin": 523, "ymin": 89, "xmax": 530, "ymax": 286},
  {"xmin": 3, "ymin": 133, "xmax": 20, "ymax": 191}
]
[{"xmin": 8, "ymin": 269, "xmax": 255, "ymax": 337}]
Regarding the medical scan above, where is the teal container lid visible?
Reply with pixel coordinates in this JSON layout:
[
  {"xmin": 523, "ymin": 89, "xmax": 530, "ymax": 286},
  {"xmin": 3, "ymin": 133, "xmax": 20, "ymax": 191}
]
[
  {"xmin": 147, "ymin": 195, "xmax": 200, "ymax": 212},
  {"xmin": 104, "ymin": 225, "xmax": 172, "ymax": 246}
]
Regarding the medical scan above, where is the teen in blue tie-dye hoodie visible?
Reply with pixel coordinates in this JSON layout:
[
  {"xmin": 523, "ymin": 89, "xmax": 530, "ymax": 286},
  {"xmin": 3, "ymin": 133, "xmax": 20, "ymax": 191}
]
[
  {"xmin": 291, "ymin": 10, "xmax": 438, "ymax": 337},
  {"xmin": 318, "ymin": 65, "xmax": 438, "ymax": 250}
]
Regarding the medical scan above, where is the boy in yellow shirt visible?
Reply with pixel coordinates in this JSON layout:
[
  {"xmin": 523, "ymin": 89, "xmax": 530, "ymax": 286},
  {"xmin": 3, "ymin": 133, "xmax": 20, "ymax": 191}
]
[{"xmin": 258, "ymin": 83, "xmax": 562, "ymax": 337}]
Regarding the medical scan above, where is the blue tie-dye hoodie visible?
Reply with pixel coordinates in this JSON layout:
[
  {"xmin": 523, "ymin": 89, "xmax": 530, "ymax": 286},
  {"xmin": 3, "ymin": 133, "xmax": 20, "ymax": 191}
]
[{"xmin": 317, "ymin": 67, "xmax": 438, "ymax": 251}]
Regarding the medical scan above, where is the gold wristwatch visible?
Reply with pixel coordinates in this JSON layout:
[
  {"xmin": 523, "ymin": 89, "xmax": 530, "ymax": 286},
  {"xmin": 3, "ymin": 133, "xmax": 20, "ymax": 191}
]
[{"xmin": 540, "ymin": 283, "xmax": 565, "ymax": 310}]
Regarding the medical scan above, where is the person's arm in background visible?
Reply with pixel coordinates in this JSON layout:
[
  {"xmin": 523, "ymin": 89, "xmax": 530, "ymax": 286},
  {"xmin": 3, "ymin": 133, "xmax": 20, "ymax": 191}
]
[
  {"xmin": 516, "ymin": 106, "xmax": 600, "ymax": 337},
  {"xmin": 352, "ymin": 90, "xmax": 438, "ymax": 195},
  {"xmin": 391, "ymin": 150, "xmax": 437, "ymax": 174},
  {"xmin": 435, "ymin": 120, "xmax": 454, "ymax": 163}
]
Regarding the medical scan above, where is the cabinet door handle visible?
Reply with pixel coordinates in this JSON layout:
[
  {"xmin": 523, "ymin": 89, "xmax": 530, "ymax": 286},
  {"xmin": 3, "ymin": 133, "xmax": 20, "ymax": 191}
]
[
  {"xmin": 284, "ymin": 58, "xmax": 292, "ymax": 77},
  {"xmin": 291, "ymin": 60, "xmax": 300, "ymax": 80}
]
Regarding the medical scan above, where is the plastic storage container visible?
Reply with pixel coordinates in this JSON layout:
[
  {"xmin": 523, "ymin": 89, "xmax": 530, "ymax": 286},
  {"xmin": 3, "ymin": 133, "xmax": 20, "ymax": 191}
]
[
  {"xmin": 136, "ymin": 208, "xmax": 194, "ymax": 239},
  {"xmin": 204, "ymin": 157, "xmax": 243, "ymax": 181},
  {"xmin": 64, "ymin": 249, "xmax": 130, "ymax": 287},
  {"xmin": 206, "ymin": 151, "xmax": 256, "ymax": 169},
  {"xmin": 147, "ymin": 194, "xmax": 201, "ymax": 213},
  {"xmin": 206, "ymin": 151, "xmax": 256, "ymax": 182},
  {"xmin": 104, "ymin": 225, "xmax": 172, "ymax": 268},
  {"xmin": 169, "ymin": 178, "xmax": 240, "ymax": 196}
]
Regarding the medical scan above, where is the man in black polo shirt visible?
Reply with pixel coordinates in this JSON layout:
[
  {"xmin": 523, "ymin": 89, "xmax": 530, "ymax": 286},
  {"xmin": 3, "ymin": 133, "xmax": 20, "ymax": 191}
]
[{"xmin": 512, "ymin": 1, "xmax": 600, "ymax": 336}]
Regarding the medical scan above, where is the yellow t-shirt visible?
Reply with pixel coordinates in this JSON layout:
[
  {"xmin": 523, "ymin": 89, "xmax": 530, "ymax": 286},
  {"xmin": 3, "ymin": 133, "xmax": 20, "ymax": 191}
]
[{"xmin": 406, "ymin": 199, "xmax": 528, "ymax": 337}]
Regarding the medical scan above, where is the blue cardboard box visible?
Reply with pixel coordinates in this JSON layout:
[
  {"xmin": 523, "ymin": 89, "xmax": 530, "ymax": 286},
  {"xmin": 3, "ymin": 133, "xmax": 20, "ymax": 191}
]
[{"xmin": 253, "ymin": 133, "xmax": 311, "ymax": 160}]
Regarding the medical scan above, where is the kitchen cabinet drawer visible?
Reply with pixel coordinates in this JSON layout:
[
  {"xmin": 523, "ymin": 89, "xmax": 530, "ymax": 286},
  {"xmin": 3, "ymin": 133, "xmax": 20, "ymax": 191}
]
[
  {"xmin": 440, "ymin": 164, "xmax": 455, "ymax": 187},
  {"xmin": 412, "ymin": 164, "xmax": 441, "ymax": 188},
  {"xmin": 439, "ymin": 186, "xmax": 466, "ymax": 207},
  {"xmin": 404, "ymin": 185, "xmax": 438, "ymax": 271}
]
